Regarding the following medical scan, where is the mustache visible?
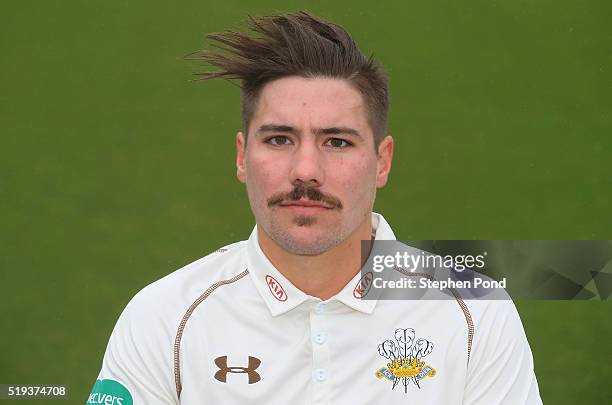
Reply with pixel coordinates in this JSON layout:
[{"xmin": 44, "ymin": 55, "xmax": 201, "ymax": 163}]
[{"xmin": 267, "ymin": 182, "xmax": 343, "ymax": 209}]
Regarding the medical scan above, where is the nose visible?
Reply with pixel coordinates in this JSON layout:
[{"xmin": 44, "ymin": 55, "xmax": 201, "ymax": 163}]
[{"xmin": 288, "ymin": 139, "xmax": 325, "ymax": 186}]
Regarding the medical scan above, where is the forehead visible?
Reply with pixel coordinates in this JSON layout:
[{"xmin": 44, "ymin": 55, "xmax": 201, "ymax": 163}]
[{"xmin": 251, "ymin": 76, "xmax": 371, "ymax": 134}]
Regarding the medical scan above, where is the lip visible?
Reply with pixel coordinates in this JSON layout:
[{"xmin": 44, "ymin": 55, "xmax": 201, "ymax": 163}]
[
  {"xmin": 279, "ymin": 200, "xmax": 334, "ymax": 209},
  {"xmin": 279, "ymin": 204, "xmax": 331, "ymax": 216}
]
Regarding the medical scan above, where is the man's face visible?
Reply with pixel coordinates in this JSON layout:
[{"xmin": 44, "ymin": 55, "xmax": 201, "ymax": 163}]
[{"xmin": 236, "ymin": 76, "xmax": 393, "ymax": 255}]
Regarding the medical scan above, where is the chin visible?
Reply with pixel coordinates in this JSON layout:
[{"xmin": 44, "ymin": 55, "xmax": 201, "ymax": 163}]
[
  {"xmin": 277, "ymin": 229, "xmax": 342, "ymax": 256},
  {"xmin": 291, "ymin": 214, "xmax": 319, "ymax": 227},
  {"xmin": 281, "ymin": 240, "xmax": 336, "ymax": 256}
]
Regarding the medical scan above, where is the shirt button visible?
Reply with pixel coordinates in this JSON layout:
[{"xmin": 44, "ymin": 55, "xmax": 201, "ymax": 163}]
[
  {"xmin": 314, "ymin": 333, "xmax": 326, "ymax": 345},
  {"xmin": 315, "ymin": 368, "xmax": 327, "ymax": 382},
  {"xmin": 314, "ymin": 302, "xmax": 326, "ymax": 314}
]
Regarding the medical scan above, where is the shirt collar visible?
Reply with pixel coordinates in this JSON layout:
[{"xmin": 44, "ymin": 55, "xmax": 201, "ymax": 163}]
[
  {"xmin": 246, "ymin": 227, "xmax": 310, "ymax": 317},
  {"xmin": 246, "ymin": 212, "xmax": 396, "ymax": 316},
  {"xmin": 334, "ymin": 213, "xmax": 395, "ymax": 314}
]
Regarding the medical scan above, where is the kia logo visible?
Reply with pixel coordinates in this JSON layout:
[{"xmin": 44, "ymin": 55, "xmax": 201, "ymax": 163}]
[
  {"xmin": 353, "ymin": 272, "xmax": 373, "ymax": 299},
  {"xmin": 265, "ymin": 275, "xmax": 288, "ymax": 302}
]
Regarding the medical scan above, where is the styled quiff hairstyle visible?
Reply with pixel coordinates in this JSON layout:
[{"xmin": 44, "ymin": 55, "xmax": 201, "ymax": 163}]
[{"xmin": 192, "ymin": 11, "xmax": 389, "ymax": 145}]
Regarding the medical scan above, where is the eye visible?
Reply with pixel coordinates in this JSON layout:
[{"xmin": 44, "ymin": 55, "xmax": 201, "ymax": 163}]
[
  {"xmin": 265, "ymin": 136, "xmax": 293, "ymax": 146},
  {"xmin": 324, "ymin": 138, "xmax": 352, "ymax": 148}
]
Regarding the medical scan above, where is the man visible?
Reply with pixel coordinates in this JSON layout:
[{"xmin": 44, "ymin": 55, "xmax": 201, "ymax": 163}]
[{"xmin": 88, "ymin": 12, "xmax": 542, "ymax": 404}]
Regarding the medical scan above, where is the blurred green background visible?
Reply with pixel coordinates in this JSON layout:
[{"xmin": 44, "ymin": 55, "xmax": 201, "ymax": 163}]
[{"xmin": 1, "ymin": 0, "xmax": 610, "ymax": 403}]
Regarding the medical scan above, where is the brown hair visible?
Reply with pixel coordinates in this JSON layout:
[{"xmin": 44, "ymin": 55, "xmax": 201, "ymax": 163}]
[{"xmin": 190, "ymin": 11, "xmax": 389, "ymax": 145}]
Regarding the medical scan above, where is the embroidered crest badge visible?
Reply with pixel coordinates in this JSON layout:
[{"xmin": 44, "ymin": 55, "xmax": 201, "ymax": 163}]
[{"xmin": 375, "ymin": 328, "xmax": 436, "ymax": 393}]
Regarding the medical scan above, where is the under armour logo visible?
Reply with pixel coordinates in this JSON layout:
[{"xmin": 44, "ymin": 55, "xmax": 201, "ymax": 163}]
[{"xmin": 214, "ymin": 356, "xmax": 262, "ymax": 384}]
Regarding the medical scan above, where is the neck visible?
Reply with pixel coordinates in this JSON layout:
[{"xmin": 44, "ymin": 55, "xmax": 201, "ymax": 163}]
[{"xmin": 258, "ymin": 216, "xmax": 374, "ymax": 300}]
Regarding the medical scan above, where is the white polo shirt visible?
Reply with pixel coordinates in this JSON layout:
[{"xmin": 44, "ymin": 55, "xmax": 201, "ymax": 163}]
[{"xmin": 88, "ymin": 213, "xmax": 542, "ymax": 404}]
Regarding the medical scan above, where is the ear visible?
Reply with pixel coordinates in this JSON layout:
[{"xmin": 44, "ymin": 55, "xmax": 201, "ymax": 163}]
[
  {"xmin": 376, "ymin": 135, "xmax": 394, "ymax": 188},
  {"xmin": 236, "ymin": 132, "xmax": 246, "ymax": 183}
]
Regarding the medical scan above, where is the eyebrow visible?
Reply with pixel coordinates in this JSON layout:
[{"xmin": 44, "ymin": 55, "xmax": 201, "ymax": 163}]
[
  {"xmin": 257, "ymin": 124, "xmax": 297, "ymax": 134},
  {"xmin": 257, "ymin": 124, "xmax": 362, "ymax": 138}
]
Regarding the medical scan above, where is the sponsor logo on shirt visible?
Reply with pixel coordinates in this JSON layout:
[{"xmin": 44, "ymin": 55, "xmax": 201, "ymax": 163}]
[
  {"xmin": 375, "ymin": 328, "xmax": 436, "ymax": 393},
  {"xmin": 86, "ymin": 379, "xmax": 132, "ymax": 405},
  {"xmin": 214, "ymin": 356, "xmax": 262, "ymax": 384},
  {"xmin": 353, "ymin": 272, "xmax": 373, "ymax": 299},
  {"xmin": 265, "ymin": 275, "xmax": 288, "ymax": 302}
]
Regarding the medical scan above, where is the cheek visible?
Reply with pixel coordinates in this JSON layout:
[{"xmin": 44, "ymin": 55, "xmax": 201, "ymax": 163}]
[
  {"xmin": 245, "ymin": 152, "xmax": 287, "ymax": 196},
  {"xmin": 331, "ymin": 153, "xmax": 377, "ymax": 195}
]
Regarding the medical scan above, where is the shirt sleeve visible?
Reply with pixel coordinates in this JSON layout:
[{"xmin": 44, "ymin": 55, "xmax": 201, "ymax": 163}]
[
  {"xmin": 463, "ymin": 300, "xmax": 543, "ymax": 405},
  {"xmin": 86, "ymin": 290, "xmax": 179, "ymax": 405}
]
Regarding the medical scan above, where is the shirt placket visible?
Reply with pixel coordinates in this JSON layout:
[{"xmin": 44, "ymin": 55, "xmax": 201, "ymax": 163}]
[{"xmin": 310, "ymin": 301, "xmax": 331, "ymax": 405}]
